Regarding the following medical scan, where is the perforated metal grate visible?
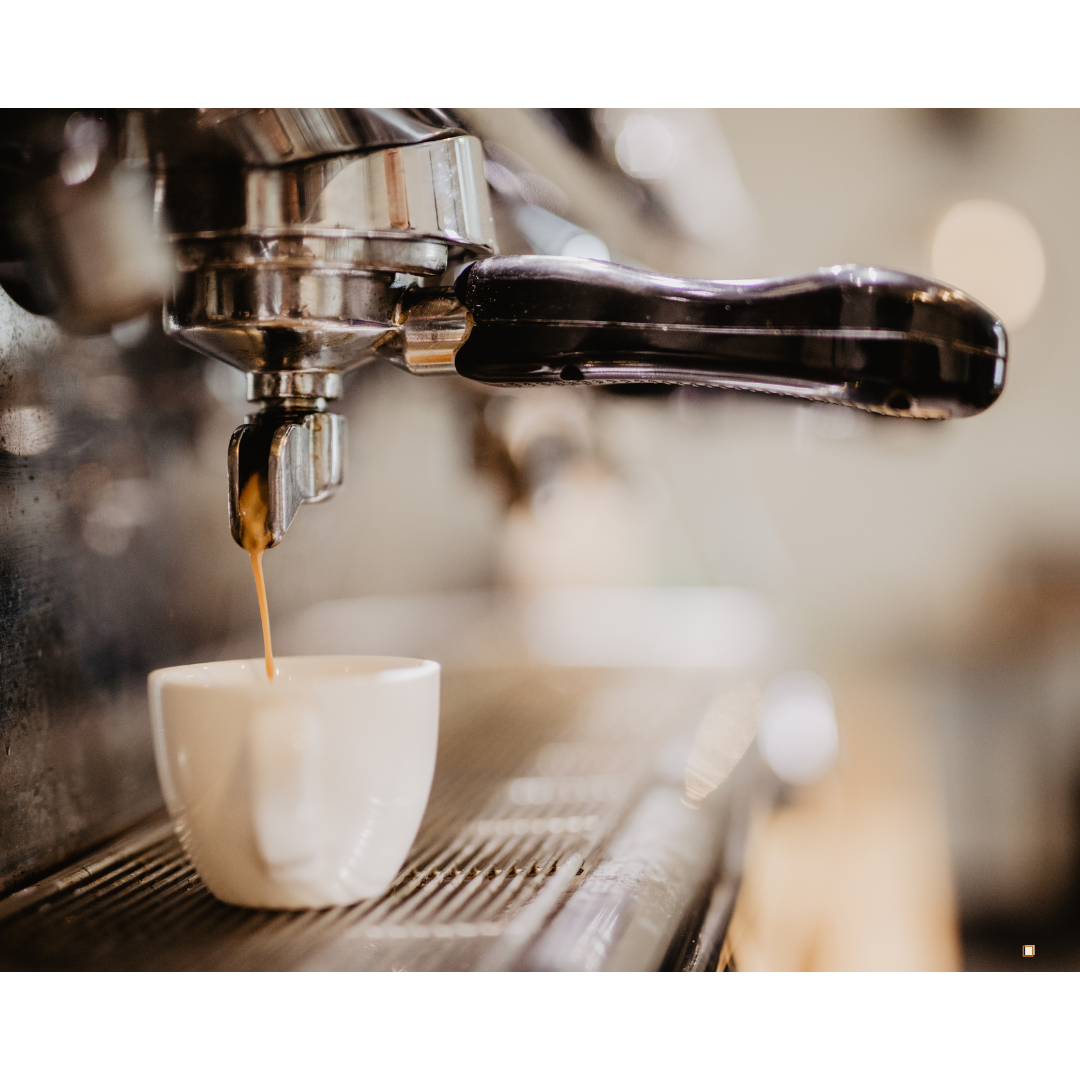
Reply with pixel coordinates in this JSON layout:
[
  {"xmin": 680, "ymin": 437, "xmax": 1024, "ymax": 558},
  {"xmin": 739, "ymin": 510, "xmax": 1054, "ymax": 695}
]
[{"xmin": 0, "ymin": 667, "xmax": 752, "ymax": 970}]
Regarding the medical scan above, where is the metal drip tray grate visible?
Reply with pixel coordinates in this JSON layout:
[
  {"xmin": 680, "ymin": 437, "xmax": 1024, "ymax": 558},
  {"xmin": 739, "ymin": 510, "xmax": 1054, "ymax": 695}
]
[{"xmin": 0, "ymin": 668, "xmax": 754, "ymax": 970}]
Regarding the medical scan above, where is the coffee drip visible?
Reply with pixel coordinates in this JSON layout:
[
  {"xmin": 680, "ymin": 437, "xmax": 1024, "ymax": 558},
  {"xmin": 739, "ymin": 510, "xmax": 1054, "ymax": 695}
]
[{"xmin": 237, "ymin": 472, "xmax": 275, "ymax": 681}]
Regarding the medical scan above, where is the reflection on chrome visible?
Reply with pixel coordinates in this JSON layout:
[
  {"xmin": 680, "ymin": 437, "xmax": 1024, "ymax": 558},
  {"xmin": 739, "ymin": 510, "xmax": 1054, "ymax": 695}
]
[{"xmin": 684, "ymin": 682, "xmax": 762, "ymax": 804}]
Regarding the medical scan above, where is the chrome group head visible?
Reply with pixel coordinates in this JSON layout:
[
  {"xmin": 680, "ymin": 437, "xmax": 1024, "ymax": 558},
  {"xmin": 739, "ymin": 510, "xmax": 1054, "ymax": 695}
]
[{"xmin": 154, "ymin": 110, "xmax": 496, "ymax": 545}]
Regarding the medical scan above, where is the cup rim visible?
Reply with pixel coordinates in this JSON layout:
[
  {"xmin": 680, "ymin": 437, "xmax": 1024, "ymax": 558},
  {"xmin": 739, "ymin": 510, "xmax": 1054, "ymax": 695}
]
[{"xmin": 148, "ymin": 655, "xmax": 440, "ymax": 690}]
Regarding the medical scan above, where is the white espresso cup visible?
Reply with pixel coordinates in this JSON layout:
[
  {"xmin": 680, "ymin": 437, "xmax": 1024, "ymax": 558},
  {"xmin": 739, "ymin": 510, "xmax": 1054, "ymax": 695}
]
[{"xmin": 148, "ymin": 656, "xmax": 440, "ymax": 910}]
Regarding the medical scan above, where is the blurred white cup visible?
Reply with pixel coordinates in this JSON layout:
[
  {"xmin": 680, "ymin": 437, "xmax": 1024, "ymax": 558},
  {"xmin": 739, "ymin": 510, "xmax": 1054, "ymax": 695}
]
[{"xmin": 148, "ymin": 656, "xmax": 440, "ymax": 909}]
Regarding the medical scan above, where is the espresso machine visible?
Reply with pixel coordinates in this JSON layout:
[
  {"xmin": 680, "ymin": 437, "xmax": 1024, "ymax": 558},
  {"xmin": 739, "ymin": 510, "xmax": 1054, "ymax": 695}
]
[{"xmin": 0, "ymin": 109, "xmax": 1008, "ymax": 969}]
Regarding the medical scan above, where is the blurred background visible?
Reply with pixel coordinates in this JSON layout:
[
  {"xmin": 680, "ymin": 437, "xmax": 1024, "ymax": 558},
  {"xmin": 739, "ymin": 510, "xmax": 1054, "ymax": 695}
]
[{"xmin": 3, "ymin": 108, "xmax": 1078, "ymax": 969}]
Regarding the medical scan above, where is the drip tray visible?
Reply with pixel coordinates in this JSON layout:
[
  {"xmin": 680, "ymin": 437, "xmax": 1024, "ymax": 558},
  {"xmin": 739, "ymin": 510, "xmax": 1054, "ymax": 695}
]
[{"xmin": 0, "ymin": 668, "xmax": 756, "ymax": 971}]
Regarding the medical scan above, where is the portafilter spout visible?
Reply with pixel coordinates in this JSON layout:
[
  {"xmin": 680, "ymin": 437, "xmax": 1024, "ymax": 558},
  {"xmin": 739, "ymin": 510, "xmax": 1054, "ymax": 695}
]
[{"xmin": 227, "ymin": 375, "xmax": 345, "ymax": 549}]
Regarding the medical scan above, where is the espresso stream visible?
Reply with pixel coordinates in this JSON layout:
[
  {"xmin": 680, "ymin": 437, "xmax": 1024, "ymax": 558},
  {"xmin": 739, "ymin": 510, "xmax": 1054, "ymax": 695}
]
[{"xmin": 238, "ymin": 472, "xmax": 275, "ymax": 680}]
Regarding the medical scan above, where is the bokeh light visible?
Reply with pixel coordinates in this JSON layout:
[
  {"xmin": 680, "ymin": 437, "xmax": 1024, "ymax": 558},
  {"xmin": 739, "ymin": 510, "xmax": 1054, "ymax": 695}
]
[
  {"xmin": 930, "ymin": 198, "xmax": 1046, "ymax": 330},
  {"xmin": 757, "ymin": 671, "xmax": 839, "ymax": 785}
]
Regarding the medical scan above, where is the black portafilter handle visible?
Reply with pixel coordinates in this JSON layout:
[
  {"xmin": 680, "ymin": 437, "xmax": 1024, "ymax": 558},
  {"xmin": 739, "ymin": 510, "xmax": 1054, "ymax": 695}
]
[{"xmin": 453, "ymin": 256, "xmax": 1007, "ymax": 418}]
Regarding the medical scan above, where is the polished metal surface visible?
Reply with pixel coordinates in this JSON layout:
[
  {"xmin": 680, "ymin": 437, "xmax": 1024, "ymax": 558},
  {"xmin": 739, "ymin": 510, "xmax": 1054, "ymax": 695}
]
[
  {"xmin": 165, "ymin": 136, "xmax": 494, "ymax": 247},
  {"xmin": 167, "ymin": 267, "xmax": 401, "ymax": 378},
  {"xmin": 148, "ymin": 109, "xmax": 463, "ymax": 168},
  {"xmin": 163, "ymin": 135, "xmax": 496, "ymax": 385},
  {"xmin": 228, "ymin": 410, "xmax": 345, "ymax": 547},
  {"xmin": 0, "ymin": 109, "xmax": 480, "ymax": 339},
  {"xmin": 246, "ymin": 370, "xmax": 343, "ymax": 404},
  {"xmin": 392, "ymin": 287, "xmax": 472, "ymax": 376},
  {"xmin": 0, "ymin": 111, "xmax": 174, "ymax": 333},
  {"xmin": 0, "ymin": 281, "xmax": 221, "ymax": 898},
  {"xmin": 0, "ymin": 668, "xmax": 761, "ymax": 971}
]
